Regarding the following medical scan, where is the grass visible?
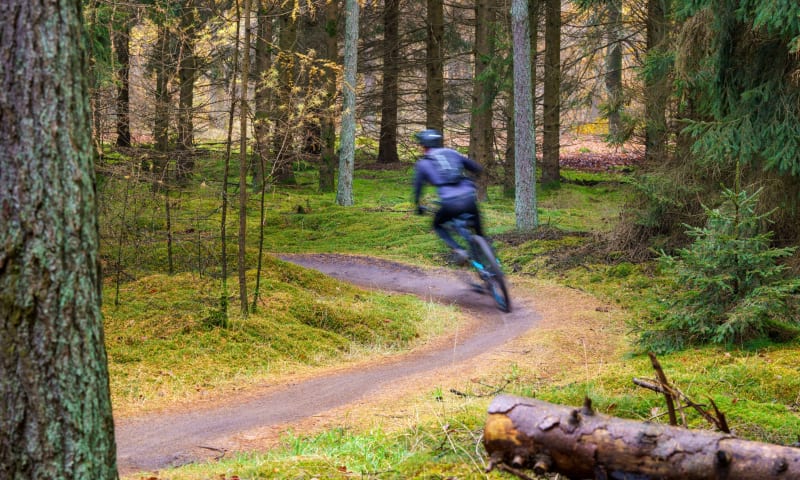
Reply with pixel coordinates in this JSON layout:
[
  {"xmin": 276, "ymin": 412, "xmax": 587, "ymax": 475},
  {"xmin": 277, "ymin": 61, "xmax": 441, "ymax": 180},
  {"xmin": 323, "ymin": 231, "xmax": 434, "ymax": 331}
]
[
  {"xmin": 105, "ymin": 256, "xmax": 459, "ymax": 417},
  {"xmin": 102, "ymin": 147, "xmax": 800, "ymax": 479}
]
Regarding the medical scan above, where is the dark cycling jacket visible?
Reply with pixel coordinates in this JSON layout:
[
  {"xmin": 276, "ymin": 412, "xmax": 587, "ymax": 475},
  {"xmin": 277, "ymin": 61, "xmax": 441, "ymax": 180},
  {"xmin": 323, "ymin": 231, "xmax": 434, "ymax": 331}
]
[{"xmin": 413, "ymin": 147, "xmax": 482, "ymax": 204}]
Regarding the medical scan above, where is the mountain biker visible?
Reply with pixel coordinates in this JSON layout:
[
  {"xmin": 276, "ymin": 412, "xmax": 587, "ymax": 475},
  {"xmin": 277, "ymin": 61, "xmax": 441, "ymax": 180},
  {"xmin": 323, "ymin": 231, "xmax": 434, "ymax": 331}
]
[{"xmin": 412, "ymin": 128, "xmax": 485, "ymax": 265}]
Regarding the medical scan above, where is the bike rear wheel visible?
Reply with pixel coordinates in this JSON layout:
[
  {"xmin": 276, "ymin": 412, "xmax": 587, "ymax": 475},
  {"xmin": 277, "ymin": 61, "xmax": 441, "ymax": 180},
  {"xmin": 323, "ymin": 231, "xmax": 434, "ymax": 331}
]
[{"xmin": 471, "ymin": 235, "xmax": 511, "ymax": 312}]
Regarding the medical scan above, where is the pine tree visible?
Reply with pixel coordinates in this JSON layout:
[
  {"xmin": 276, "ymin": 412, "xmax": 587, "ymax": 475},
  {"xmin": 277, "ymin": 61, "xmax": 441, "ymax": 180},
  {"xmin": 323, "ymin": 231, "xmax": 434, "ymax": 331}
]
[{"xmin": 642, "ymin": 187, "xmax": 800, "ymax": 352}]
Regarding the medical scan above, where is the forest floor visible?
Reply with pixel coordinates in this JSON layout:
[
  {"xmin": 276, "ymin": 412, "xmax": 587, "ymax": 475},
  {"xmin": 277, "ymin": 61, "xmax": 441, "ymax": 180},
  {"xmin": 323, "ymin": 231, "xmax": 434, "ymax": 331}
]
[
  {"xmin": 115, "ymin": 137, "xmax": 635, "ymax": 477},
  {"xmin": 115, "ymin": 254, "xmax": 627, "ymax": 477},
  {"xmin": 558, "ymin": 132, "xmax": 644, "ymax": 172}
]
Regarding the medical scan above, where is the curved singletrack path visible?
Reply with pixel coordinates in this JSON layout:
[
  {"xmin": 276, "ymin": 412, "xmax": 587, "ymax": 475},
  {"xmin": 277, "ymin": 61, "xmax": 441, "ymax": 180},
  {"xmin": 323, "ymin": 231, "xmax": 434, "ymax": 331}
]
[{"xmin": 115, "ymin": 254, "xmax": 539, "ymax": 474}]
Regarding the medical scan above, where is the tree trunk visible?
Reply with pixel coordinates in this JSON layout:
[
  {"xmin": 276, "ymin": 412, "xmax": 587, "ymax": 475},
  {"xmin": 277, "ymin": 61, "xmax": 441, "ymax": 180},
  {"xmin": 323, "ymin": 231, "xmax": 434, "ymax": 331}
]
[
  {"xmin": 114, "ymin": 11, "xmax": 133, "ymax": 148},
  {"xmin": 605, "ymin": 0, "xmax": 623, "ymax": 140},
  {"xmin": 484, "ymin": 395, "xmax": 800, "ymax": 479},
  {"xmin": 221, "ymin": 0, "xmax": 241, "ymax": 322},
  {"xmin": 299, "ymin": 8, "xmax": 328, "ymax": 175},
  {"xmin": 504, "ymin": 88, "xmax": 515, "ymax": 198},
  {"xmin": 469, "ymin": 0, "xmax": 495, "ymax": 201},
  {"xmin": 177, "ymin": 0, "xmax": 198, "ymax": 177},
  {"xmin": 272, "ymin": 5, "xmax": 298, "ymax": 185},
  {"xmin": 86, "ymin": 1, "xmax": 105, "ymax": 159},
  {"xmin": 336, "ymin": 0, "xmax": 359, "ymax": 206},
  {"xmin": 154, "ymin": 23, "xmax": 171, "ymax": 154},
  {"xmin": 165, "ymin": 189, "xmax": 175, "ymax": 275},
  {"xmin": 239, "ymin": 0, "xmax": 252, "ymax": 317},
  {"xmin": 0, "ymin": 1, "xmax": 118, "ymax": 477},
  {"xmin": 541, "ymin": 0, "xmax": 560, "ymax": 184},
  {"xmin": 425, "ymin": 0, "xmax": 444, "ymax": 132},
  {"xmin": 319, "ymin": 0, "xmax": 339, "ymax": 192},
  {"xmin": 253, "ymin": 0, "xmax": 274, "ymax": 190},
  {"xmin": 377, "ymin": 0, "xmax": 400, "ymax": 164},
  {"xmin": 645, "ymin": 0, "xmax": 669, "ymax": 165},
  {"xmin": 511, "ymin": 0, "xmax": 537, "ymax": 230},
  {"xmin": 505, "ymin": 0, "xmax": 540, "ymax": 199}
]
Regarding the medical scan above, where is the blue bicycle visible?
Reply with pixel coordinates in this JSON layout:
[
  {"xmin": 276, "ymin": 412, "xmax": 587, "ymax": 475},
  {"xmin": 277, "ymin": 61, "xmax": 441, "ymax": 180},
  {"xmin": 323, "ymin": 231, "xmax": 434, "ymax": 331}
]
[{"xmin": 422, "ymin": 206, "xmax": 511, "ymax": 313}]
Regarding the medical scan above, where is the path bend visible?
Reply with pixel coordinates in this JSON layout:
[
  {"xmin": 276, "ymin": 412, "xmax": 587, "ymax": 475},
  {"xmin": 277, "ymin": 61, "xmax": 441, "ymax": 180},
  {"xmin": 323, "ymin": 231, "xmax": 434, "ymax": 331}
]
[{"xmin": 115, "ymin": 254, "xmax": 538, "ymax": 474}]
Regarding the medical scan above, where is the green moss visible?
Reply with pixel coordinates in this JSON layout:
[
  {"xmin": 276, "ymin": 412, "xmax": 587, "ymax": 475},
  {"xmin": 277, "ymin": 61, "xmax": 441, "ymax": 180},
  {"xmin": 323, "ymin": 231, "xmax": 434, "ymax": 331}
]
[{"xmin": 104, "ymin": 259, "xmax": 442, "ymax": 411}]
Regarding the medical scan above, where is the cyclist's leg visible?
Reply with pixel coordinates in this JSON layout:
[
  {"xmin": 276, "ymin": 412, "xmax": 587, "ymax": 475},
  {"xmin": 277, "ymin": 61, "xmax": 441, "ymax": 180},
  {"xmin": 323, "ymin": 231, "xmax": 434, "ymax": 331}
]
[
  {"xmin": 466, "ymin": 199, "xmax": 485, "ymax": 237},
  {"xmin": 463, "ymin": 199, "xmax": 504, "ymax": 269},
  {"xmin": 433, "ymin": 203, "xmax": 462, "ymax": 251},
  {"xmin": 456, "ymin": 198, "xmax": 485, "ymax": 258}
]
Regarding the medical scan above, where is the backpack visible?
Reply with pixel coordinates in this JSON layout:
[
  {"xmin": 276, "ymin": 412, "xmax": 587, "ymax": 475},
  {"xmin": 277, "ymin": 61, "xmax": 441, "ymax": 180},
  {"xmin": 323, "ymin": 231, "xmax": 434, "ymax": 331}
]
[{"xmin": 427, "ymin": 151, "xmax": 464, "ymax": 185}]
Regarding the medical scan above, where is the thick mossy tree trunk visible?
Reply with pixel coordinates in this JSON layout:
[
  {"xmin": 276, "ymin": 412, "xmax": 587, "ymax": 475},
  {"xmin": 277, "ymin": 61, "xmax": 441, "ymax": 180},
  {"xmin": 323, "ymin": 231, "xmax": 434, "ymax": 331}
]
[
  {"xmin": 0, "ymin": 1, "xmax": 118, "ymax": 478},
  {"xmin": 484, "ymin": 395, "xmax": 800, "ymax": 479}
]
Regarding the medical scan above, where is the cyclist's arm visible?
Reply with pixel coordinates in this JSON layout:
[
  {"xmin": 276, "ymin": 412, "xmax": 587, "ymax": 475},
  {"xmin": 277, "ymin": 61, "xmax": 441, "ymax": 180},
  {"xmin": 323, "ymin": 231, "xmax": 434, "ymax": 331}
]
[
  {"xmin": 412, "ymin": 163, "xmax": 428, "ymax": 205},
  {"xmin": 461, "ymin": 155, "xmax": 483, "ymax": 176}
]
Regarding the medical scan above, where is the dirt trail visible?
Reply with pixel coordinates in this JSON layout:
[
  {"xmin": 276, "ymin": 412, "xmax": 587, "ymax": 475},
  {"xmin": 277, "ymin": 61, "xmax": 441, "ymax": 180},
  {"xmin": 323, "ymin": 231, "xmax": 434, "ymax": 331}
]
[{"xmin": 115, "ymin": 254, "xmax": 539, "ymax": 475}]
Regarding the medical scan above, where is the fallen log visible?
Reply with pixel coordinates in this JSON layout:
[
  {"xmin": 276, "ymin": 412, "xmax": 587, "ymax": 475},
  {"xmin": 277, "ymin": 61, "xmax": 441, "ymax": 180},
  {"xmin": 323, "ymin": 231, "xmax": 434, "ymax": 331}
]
[{"xmin": 483, "ymin": 395, "xmax": 800, "ymax": 479}]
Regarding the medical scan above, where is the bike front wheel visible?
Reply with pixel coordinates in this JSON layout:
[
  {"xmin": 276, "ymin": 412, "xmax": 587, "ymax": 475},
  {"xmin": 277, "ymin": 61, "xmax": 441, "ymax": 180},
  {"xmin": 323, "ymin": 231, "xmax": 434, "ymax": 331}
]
[{"xmin": 471, "ymin": 235, "xmax": 511, "ymax": 313}]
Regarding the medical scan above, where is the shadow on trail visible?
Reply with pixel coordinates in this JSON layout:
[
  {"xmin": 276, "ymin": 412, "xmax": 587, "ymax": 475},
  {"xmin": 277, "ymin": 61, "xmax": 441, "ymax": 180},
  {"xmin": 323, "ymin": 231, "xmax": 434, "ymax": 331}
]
[{"xmin": 115, "ymin": 254, "xmax": 538, "ymax": 475}]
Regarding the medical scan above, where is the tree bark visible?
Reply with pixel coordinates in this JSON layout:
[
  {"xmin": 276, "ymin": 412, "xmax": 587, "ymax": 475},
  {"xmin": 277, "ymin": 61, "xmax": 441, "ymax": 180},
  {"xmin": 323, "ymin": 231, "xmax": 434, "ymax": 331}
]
[
  {"xmin": 336, "ymin": 0, "xmax": 359, "ymax": 206},
  {"xmin": 469, "ymin": 0, "xmax": 495, "ymax": 201},
  {"xmin": 318, "ymin": 0, "xmax": 339, "ymax": 193},
  {"xmin": 484, "ymin": 395, "xmax": 800, "ymax": 480},
  {"xmin": 114, "ymin": 9, "xmax": 133, "ymax": 148},
  {"xmin": 377, "ymin": 0, "xmax": 400, "ymax": 164},
  {"xmin": 505, "ymin": 0, "xmax": 540, "ymax": 199},
  {"xmin": 541, "ymin": 0, "xmax": 561, "ymax": 184},
  {"xmin": 154, "ymin": 23, "xmax": 171, "ymax": 154},
  {"xmin": 425, "ymin": 0, "xmax": 444, "ymax": 132},
  {"xmin": 85, "ymin": 1, "xmax": 107, "ymax": 159},
  {"xmin": 221, "ymin": 0, "xmax": 241, "ymax": 322},
  {"xmin": 605, "ymin": 0, "xmax": 623, "ymax": 140},
  {"xmin": 272, "ymin": 4, "xmax": 298, "ymax": 185},
  {"xmin": 239, "ymin": 0, "xmax": 252, "ymax": 317},
  {"xmin": 0, "ymin": 1, "xmax": 118, "ymax": 477},
  {"xmin": 504, "ymin": 87, "xmax": 516, "ymax": 198},
  {"xmin": 511, "ymin": 0, "xmax": 537, "ymax": 230},
  {"xmin": 177, "ymin": 0, "xmax": 198, "ymax": 166},
  {"xmin": 645, "ymin": 0, "xmax": 669, "ymax": 165},
  {"xmin": 253, "ymin": 0, "xmax": 274, "ymax": 190},
  {"xmin": 299, "ymin": 6, "xmax": 328, "ymax": 175}
]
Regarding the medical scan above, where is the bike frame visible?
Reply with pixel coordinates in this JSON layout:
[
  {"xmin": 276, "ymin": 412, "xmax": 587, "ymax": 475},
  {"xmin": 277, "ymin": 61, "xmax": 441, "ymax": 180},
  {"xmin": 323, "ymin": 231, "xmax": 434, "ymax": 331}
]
[{"xmin": 426, "ymin": 207, "xmax": 511, "ymax": 312}]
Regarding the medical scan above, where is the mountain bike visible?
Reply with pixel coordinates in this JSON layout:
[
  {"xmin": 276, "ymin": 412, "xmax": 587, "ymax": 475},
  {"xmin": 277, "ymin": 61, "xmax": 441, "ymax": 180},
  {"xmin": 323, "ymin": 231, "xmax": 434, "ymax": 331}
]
[{"xmin": 421, "ymin": 205, "xmax": 511, "ymax": 313}]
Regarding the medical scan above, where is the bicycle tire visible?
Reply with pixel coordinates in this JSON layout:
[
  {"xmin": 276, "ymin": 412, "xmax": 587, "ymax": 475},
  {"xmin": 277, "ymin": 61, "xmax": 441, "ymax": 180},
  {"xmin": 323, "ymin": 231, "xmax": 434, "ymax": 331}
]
[{"xmin": 471, "ymin": 235, "xmax": 511, "ymax": 312}]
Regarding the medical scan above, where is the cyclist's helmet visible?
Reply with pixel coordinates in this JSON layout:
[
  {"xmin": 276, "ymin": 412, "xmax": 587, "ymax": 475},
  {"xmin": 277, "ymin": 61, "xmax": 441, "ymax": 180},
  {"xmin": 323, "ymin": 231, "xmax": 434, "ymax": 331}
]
[{"xmin": 415, "ymin": 129, "xmax": 443, "ymax": 148}]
